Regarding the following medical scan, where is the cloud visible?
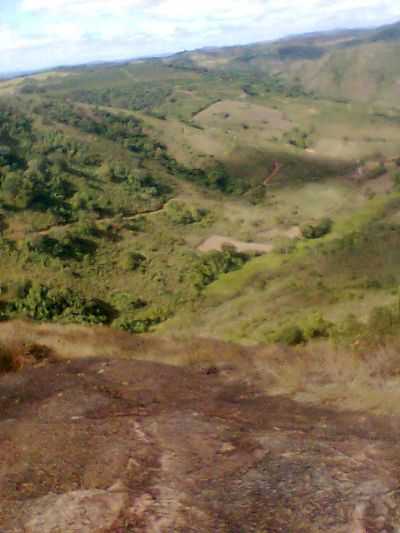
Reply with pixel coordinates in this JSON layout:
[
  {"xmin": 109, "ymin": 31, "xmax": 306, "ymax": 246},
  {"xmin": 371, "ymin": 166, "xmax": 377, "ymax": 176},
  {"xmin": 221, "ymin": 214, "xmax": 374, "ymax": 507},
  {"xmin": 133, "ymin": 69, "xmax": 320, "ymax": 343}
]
[
  {"xmin": 21, "ymin": 0, "xmax": 150, "ymax": 15},
  {"xmin": 1, "ymin": 0, "xmax": 399, "ymax": 73},
  {"xmin": 0, "ymin": 24, "xmax": 50, "ymax": 52}
]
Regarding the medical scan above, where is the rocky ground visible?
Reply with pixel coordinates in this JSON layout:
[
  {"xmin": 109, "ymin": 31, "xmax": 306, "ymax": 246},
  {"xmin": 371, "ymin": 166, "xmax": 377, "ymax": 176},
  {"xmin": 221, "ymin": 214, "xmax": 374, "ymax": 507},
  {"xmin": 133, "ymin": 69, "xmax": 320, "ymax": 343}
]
[{"xmin": 1, "ymin": 356, "xmax": 400, "ymax": 532}]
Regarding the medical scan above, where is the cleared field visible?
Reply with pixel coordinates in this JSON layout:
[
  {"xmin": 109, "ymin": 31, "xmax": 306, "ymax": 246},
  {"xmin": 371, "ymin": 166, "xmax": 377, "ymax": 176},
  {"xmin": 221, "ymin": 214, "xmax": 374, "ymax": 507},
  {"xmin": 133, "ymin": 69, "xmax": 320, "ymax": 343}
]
[
  {"xmin": 258, "ymin": 226, "xmax": 301, "ymax": 240},
  {"xmin": 198, "ymin": 235, "xmax": 274, "ymax": 254},
  {"xmin": 194, "ymin": 100, "xmax": 293, "ymax": 132}
]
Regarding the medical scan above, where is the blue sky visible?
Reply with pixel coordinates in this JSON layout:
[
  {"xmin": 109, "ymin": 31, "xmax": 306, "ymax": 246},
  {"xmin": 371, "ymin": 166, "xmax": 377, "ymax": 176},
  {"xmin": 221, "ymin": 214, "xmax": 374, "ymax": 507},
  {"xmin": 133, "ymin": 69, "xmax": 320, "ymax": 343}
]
[{"xmin": 0, "ymin": 0, "xmax": 400, "ymax": 74}]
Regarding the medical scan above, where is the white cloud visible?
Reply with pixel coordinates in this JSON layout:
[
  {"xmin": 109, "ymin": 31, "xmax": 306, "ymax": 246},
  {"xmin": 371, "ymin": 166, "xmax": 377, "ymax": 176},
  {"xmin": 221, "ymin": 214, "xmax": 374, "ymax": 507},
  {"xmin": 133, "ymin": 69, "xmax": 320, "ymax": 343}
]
[
  {"xmin": 1, "ymin": 0, "xmax": 399, "ymax": 73},
  {"xmin": 21, "ymin": 0, "xmax": 149, "ymax": 15},
  {"xmin": 0, "ymin": 24, "xmax": 50, "ymax": 51}
]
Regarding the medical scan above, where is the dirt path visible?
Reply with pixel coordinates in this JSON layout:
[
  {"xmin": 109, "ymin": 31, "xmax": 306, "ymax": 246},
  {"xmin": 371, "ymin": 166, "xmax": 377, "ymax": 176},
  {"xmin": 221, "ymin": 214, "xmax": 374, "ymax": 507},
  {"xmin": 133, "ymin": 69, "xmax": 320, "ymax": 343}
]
[
  {"xmin": 264, "ymin": 160, "xmax": 282, "ymax": 186},
  {"xmin": 31, "ymin": 200, "xmax": 172, "ymax": 238},
  {"xmin": 1, "ymin": 356, "xmax": 400, "ymax": 531}
]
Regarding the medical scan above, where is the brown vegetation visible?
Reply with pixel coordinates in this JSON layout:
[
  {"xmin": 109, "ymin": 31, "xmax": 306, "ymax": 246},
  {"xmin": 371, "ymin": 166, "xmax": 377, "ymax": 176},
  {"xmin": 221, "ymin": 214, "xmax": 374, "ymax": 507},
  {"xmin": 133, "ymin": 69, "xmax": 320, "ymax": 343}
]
[
  {"xmin": 2, "ymin": 320, "xmax": 400, "ymax": 416},
  {"xmin": 0, "ymin": 340, "xmax": 53, "ymax": 374}
]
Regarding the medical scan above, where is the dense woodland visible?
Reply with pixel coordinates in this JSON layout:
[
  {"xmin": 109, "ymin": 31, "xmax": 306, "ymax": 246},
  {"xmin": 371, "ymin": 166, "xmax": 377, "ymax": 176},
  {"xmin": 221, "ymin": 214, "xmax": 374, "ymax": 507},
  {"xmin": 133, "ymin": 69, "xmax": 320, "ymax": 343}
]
[{"xmin": 0, "ymin": 97, "xmax": 251, "ymax": 332}]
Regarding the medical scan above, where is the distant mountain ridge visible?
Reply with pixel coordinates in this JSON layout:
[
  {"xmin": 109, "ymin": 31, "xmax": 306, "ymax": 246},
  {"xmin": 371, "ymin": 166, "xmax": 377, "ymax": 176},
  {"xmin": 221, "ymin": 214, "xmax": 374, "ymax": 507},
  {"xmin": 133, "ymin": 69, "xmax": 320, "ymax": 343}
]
[
  {"xmin": 163, "ymin": 20, "xmax": 400, "ymax": 106},
  {"xmin": 3, "ymin": 20, "xmax": 400, "ymax": 106}
]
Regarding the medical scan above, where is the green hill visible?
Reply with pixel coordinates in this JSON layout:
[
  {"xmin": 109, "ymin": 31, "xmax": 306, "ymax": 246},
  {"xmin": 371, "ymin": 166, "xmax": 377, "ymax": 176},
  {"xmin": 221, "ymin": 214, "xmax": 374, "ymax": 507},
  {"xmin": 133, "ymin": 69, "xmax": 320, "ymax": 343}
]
[
  {"xmin": 165, "ymin": 21, "xmax": 400, "ymax": 107},
  {"xmin": 0, "ymin": 21, "xmax": 400, "ymax": 350}
]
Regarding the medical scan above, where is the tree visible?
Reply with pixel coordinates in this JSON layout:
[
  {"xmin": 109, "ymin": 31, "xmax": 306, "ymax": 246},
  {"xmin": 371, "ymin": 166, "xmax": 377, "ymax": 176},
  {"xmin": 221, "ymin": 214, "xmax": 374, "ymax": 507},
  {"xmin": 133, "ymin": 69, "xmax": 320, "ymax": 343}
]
[
  {"xmin": 2, "ymin": 172, "xmax": 35, "ymax": 209},
  {"xmin": 98, "ymin": 161, "xmax": 113, "ymax": 180},
  {"xmin": 25, "ymin": 157, "xmax": 48, "ymax": 179}
]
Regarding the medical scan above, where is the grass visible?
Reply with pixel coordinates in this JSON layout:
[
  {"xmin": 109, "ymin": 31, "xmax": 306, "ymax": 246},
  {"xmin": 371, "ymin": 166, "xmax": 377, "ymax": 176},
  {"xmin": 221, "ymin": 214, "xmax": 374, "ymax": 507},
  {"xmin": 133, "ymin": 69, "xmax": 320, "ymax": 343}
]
[
  {"xmin": 253, "ymin": 340, "xmax": 400, "ymax": 415},
  {"xmin": 158, "ymin": 192, "xmax": 400, "ymax": 344},
  {"xmin": 3, "ymin": 318, "xmax": 400, "ymax": 417},
  {"xmin": 0, "ymin": 320, "xmax": 249, "ymax": 369}
]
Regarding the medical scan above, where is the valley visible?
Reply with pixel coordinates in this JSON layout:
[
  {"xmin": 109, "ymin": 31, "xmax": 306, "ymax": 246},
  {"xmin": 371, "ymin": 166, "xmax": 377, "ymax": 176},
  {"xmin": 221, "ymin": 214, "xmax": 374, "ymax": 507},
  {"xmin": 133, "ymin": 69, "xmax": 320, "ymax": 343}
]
[
  {"xmin": 3, "ymin": 17, "xmax": 400, "ymax": 532},
  {"xmin": 0, "ymin": 42, "xmax": 399, "ymax": 348}
]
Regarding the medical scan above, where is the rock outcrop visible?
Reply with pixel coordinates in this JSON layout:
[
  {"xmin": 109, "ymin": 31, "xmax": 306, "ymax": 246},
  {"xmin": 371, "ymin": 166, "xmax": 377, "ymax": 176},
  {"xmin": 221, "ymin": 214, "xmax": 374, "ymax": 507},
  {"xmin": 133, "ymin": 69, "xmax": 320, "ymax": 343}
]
[{"xmin": 1, "ymin": 357, "xmax": 400, "ymax": 531}]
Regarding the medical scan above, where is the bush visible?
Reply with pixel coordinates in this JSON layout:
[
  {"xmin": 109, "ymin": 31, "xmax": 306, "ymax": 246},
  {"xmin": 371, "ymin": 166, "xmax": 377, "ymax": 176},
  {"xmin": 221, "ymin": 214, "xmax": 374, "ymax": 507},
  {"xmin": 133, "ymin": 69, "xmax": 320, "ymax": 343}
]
[
  {"xmin": 7, "ymin": 284, "xmax": 114, "ymax": 324},
  {"xmin": 27, "ymin": 234, "xmax": 96, "ymax": 261},
  {"xmin": 301, "ymin": 218, "xmax": 332, "ymax": 239},
  {"xmin": 303, "ymin": 313, "xmax": 332, "ymax": 340},
  {"xmin": 275, "ymin": 324, "xmax": 304, "ymax": 346},
  {"xmin": 115, "ymin": 318, "xmax": 153, "ymax": 334},
  {"xmin": 165, "ymin": 201, "xmax": 206, "ymax": 225},
  {"xmin": 125, "ymin": 216, "xmax": 146, "ymax": 232},
  {"xmin": 120, "ymin": 251, "xmax": 147, "ymax": 271},
  {"xmin": 194, "ymin": 246, "xmax": 249, "ymax": 289},
  {"xmin": 0, "ymin": 345, "xmax": 18, "ymax": 373},
  {"xmin": 368, "ymin": 305, "xmax": 397, "ymax": 337},
  {"xmin": 115, "ymin": 304, "xmax": 172, "ymax": 333},
  {"xmin": 367, "ymin": 162, "xmax": 386, "ymax": 180}
]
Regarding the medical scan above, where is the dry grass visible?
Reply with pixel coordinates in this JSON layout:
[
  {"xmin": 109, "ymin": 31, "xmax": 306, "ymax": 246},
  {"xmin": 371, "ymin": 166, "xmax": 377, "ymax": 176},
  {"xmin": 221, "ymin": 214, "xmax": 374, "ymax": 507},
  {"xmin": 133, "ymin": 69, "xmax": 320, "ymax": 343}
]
[
  {"xmin": 2, "ymin": 320, "xmax": 400, "ymax": 415},
  {"xmin": 253, "ymin": 341, "xmax": 400, "ymax": 415},
  {"xmin": 194, "ymin": 100, "xmax": 292, "ymax": 131},
  {"xmin": 0, "ymin": 343, "xmax": 23, "ymax": 373},
  {"xmin": 0, "ymin": 340, "xmax": 53, "ymax": 373},
  {"xmin": 0, "ymin": 320, "xmax": 250, "ymax": 369}
]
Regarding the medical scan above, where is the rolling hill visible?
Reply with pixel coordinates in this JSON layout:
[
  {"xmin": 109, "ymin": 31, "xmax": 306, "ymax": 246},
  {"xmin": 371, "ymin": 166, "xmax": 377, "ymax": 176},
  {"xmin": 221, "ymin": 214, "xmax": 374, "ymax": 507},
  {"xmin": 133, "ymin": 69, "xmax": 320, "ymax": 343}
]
[
  {"xmin": 3, "ymin": 19, "xmax": 400, "ymax": 532},
  {"xmin": 165, "ymin": 21, "xmax": 400, "ymax": 106},
  {"xmin": 0, "ymin": 19, "xmax": 399, "ymax": 348}
]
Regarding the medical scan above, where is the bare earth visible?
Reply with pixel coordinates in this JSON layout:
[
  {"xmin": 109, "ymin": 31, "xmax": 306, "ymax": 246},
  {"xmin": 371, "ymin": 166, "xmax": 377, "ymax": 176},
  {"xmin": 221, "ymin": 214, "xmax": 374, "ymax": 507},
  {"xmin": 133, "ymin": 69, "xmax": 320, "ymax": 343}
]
[
  {"xmin": 198, "ymin": 227, "xmax": 301, "ymax": 254},
  {"xmin": 198, "ymin": 235, "xmax": 274, "ymax": 254},
  {"xmin": 260, "ymin": 226, "xmax": 302, "ymax": 240},
  {"xmin": 1, "ymin": 357, "xmax": 400, "ymax": 532}
]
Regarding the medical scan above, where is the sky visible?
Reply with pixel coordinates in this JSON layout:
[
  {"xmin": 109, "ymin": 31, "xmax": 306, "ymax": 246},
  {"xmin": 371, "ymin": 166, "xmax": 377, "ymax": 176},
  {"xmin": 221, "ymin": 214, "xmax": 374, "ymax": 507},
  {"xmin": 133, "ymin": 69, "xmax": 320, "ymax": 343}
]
[{"xmin": 0, "ymin": 0, "xmax": 400, "ymax": 74}]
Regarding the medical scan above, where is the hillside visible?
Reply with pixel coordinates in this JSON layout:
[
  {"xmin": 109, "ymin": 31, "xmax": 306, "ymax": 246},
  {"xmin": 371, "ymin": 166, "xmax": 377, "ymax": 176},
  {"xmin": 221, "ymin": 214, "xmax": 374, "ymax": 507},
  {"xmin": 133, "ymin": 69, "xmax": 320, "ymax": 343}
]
[
  {"xmin": 165, "ymin": 21, "xmax": 400, "ymax": 106},
  {"xmin": 2, "ymin": 18, "xmax": 400, "ymax": 531},
  {"xmin": 0, "ymin": 44, "xmax": 398, "ymax": 349}
]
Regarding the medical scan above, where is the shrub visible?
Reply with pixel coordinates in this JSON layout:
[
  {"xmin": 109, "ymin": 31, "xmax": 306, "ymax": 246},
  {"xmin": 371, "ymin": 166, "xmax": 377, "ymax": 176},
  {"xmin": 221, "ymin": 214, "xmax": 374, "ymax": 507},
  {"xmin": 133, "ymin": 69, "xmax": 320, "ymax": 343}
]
[
  {"xmin": 7, "ymin": 284, "xmax": 114, "ymax": 324},
  {"xmin": 194, "ymin": 246, "xmax": 249, "ymax": 289},
  {"xmin": 115, "ymin": 304, "xmax": 172, "ymax": 334},
  {"xmin": 275, "ymin": 324, "xmax": 304, "ymax": 346},
  {"xmin": 120, "ymin": 251, "xmax": 147, "ymax": 271},
  {"xmin": 367, "ymin": 162, "xmax": 386, "ymax": 180},
  {"xmin": 329, "ymin": 313, "xmax": 364, "ymax": 344},
  {"xmin": 24, "ymin": 343, "xmax": 53, "ymax": 362},
  {"xmin": 368, "ymin": 305, "xmax": 397, "ymax": 337},
  {"xmin": 165, "ymin": 201, "xmax": 206, "ymax": 225},
  {"xmin": 27, "ymin": 234, "xmax": 96, "ymax": 261},
  {"xmin": 111, "ymin": 292, "xmax": 147, "ymax": 312},
  {"xmin": 303, "ymin": 313, "xmax": 332, "ymax": 340},
  {"xmin": 301, "ymin": 218, "xmax": 332, "ymax": 239},
  {"xmin": 0, "ymin": 345, "xmax": 18, "ymax": 373},
  {"xmin": 125, "ymin": 216, "xmax": 146, "ymax": 233},
  {"xmin": 115, "ymin": 318, "xmax": 153, "ymax": 334}
]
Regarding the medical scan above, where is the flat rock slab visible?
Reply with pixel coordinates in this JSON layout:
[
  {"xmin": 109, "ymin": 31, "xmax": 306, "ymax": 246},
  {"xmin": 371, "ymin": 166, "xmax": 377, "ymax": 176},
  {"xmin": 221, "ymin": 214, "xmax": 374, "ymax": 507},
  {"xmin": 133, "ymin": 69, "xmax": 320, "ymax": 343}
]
[{"xmin": 1, "ymin": 358, "xmax": 400, "ymax": 531}]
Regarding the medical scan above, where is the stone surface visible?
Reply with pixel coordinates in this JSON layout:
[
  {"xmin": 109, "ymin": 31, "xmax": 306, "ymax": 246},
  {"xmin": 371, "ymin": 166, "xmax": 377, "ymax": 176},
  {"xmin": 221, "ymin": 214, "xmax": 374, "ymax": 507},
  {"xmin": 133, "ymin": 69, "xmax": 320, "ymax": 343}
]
[{"xmin": 1, "ymin": 357, "xmax": 400, "ymax": 531}]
